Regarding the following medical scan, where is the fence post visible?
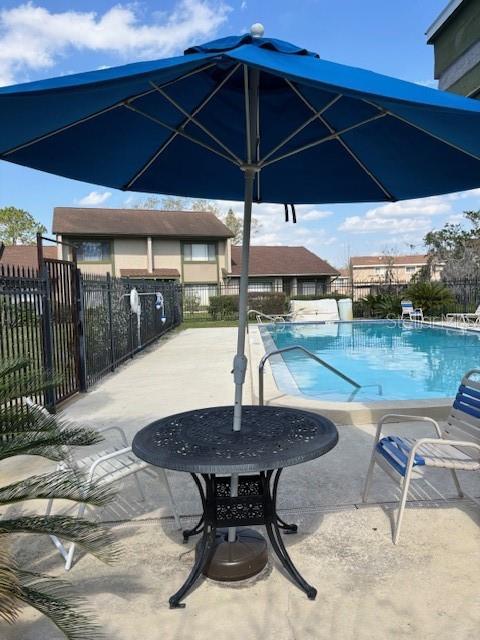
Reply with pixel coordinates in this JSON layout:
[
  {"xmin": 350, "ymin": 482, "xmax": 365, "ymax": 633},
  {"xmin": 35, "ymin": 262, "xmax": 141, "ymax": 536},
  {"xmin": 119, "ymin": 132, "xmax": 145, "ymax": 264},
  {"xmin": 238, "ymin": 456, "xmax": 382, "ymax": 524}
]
[
  {"xmin": 40, "ymin": 263, "xmax": 55, "ymax": 411},
  {"xmin": 106, "ymin": 273, "xmax": 116, "ymax": 371},
  {"xmin": 75, "ymin": 269, "xmax": 87, "ymax": 391}
]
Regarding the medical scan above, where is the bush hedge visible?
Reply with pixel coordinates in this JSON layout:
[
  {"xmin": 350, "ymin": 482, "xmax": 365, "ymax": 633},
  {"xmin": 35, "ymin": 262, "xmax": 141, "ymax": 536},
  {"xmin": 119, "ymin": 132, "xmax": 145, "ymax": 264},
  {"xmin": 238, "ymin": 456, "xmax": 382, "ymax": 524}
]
[{"xmin": 208, "ymin": 292, "xmax": 288, "ymax": 319}]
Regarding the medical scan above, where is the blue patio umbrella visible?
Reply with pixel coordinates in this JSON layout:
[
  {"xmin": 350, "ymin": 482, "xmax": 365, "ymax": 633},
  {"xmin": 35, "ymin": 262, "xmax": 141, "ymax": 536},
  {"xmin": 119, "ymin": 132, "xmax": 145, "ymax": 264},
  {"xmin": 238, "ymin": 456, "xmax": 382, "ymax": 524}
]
[{"xmin": 2, "ymin": 23, "xmax": 480, "ymax": 439}]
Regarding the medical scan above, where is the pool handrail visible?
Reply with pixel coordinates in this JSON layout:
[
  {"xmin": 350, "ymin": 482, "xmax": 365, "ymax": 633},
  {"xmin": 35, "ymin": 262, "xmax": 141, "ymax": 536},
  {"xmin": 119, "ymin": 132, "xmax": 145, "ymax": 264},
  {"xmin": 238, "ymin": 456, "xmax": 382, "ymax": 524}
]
[
  {"xmin": 258, "ymin": 345, "xmax": 362, "ymax": 405},
  {"xmin": 248, "ymin": 309, "xmax": 295, "ymax": 323}
]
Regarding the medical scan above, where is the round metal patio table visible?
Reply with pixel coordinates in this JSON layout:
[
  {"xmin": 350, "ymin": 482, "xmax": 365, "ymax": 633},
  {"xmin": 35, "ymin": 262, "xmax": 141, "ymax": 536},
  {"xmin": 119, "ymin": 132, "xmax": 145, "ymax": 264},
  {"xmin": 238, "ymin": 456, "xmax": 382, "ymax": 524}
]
[{"xmin": 132, "ymin": 405, "xmax": 338, "ymax": 608}]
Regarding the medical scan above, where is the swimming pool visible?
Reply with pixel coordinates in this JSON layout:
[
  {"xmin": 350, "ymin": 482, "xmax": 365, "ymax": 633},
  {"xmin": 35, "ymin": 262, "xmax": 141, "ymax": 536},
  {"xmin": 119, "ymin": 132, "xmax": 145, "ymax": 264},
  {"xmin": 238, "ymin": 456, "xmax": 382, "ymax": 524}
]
[{"xmin": 260, "ymin": 321, "xmax": 480, "ymax": 402}]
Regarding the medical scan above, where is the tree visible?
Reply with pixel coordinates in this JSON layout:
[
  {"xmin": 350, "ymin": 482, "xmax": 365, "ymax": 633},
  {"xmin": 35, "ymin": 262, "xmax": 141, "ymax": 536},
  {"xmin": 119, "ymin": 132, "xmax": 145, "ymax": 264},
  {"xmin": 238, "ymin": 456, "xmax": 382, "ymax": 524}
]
[
  {"xmin": 0, "ymin": 359, "xmax": 118, "ymax": 639},
  {"xmin": 125, "ymin": 197, "xmax": 262, "ymax": 242},
  {"xmin": 0, "ymin": 207, "xmax": 46, "ymax": 245},
  {"xmin": 423, "ymin": 210, "xmax": 480, "ymax": 280},
  {"xmin": 222, "ymin": 207, "xmax": 261, "ymax": 244}
]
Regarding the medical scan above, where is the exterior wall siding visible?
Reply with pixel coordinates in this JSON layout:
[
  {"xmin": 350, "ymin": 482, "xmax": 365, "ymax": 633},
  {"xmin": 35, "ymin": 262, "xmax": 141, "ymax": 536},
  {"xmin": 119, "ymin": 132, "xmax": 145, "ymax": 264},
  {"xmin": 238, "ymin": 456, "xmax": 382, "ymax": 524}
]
[
  {"xmin": 113, "ymin": 238, "xmax": 148, "ymax": 276},
  {"xmin": 182, "ymin": 262, "xmax": 219, "ymax": 283},
  {"xmin": 429, "ymin": 0, "xmax": 480, "ymax": 97},
  {"xmin": 153, "ymin": 239, "xmax": 182, "ymax": 273}
]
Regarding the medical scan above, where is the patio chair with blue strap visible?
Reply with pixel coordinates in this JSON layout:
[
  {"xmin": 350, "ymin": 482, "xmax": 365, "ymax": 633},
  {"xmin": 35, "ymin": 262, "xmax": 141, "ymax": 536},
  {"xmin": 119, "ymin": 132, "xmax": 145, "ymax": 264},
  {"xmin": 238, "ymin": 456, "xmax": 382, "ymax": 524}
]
[
  {"xmin": 23, "ymin": 399, "xmax": 183, "ymax": 571},
  {"xmin": 400, "ymin": 299, "xmax": 424, "ymax": 321},
  {"xmin": 362, "ymin": 369, "xmax": 480, "ymax": 544}
]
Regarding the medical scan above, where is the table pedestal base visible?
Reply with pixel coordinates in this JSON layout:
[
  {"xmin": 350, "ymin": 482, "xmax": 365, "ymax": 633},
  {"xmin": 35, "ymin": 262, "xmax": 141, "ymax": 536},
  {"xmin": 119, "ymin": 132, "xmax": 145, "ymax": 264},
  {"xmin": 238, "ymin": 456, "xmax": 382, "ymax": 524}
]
[
  {"xmin": 200, "ymin": 528, "xmax": 268, "ymax": 581},
  {"xmin": 169, "ymin": 470, "xmax": 317, "ymax": 609}
]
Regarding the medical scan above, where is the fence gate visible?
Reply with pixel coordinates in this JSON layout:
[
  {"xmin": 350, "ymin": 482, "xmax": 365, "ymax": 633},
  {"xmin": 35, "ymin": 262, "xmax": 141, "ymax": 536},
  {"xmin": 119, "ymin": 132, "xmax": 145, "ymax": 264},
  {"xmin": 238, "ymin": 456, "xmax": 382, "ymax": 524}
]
[{"xmin": 38, "ymin": 236, "xmax": 82, "ymax": 407}]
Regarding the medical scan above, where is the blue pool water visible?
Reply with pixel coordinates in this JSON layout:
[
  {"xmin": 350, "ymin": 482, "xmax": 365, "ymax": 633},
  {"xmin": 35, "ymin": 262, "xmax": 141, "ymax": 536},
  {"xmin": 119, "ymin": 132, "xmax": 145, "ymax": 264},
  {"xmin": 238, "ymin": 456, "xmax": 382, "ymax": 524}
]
[{"xmin": 260, "ymin": 321, "xmax": 480, "ymax": 402}]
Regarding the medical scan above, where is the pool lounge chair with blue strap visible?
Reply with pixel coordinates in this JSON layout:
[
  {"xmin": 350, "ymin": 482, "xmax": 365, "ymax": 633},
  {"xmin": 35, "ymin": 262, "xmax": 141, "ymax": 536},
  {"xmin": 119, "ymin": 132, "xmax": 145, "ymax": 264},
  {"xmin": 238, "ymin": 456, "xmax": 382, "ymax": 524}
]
[
  {"xmin": 400, "ymin": 300, "xmax": 423, "ymax": 321},
  {"xmin": 362, "ymin": 369, "xmax": 480, "ymax": 544}
]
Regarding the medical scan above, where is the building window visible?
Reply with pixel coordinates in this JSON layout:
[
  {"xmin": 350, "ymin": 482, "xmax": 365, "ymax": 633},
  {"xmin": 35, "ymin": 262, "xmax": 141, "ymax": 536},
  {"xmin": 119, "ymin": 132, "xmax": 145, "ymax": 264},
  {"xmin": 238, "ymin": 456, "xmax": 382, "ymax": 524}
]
[
  {"xmin": 75, "ymin": 240, "xmax": 110, "ymax": 262},
  {"xmin": 183, "ymin": 243, "xmax": 216, "ymax": 262},
  {"xmin": 405, "ymin": 266, "xmax": 417, "ymax": 273},
  {"xmin": 248, "ymin": 281, "xmax": 273, "ymax": 292}
]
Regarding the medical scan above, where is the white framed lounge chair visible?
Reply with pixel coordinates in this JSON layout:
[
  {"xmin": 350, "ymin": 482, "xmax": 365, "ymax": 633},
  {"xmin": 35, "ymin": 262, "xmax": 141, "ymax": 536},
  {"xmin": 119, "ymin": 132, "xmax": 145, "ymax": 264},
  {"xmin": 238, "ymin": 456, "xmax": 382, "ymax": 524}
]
[
  {"xmin": 446, "ymin": 304, "xmax": 480, "ymax": 324},
  {"xmin": 362, "ymin": 369, "xmax": 480, "ymax": 544},
  {"xmin": 290, "ymin": 298, "xmax": 339, "ymax": 322},
  {"xmin": 23, "ymin": 397, "xmax": 182, "ymax": 571},
  {"xmin": 400, "ymin": 299, "xmax": 423, "ymax": 321}
]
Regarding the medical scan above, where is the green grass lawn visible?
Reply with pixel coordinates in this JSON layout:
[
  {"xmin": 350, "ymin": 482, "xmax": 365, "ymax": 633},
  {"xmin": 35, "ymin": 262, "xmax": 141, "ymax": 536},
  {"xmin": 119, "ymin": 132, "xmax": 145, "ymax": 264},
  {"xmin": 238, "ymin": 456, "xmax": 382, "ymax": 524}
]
[{"xmin": 180, "ymin": 319, "xmax": 243, "ymax": 329}]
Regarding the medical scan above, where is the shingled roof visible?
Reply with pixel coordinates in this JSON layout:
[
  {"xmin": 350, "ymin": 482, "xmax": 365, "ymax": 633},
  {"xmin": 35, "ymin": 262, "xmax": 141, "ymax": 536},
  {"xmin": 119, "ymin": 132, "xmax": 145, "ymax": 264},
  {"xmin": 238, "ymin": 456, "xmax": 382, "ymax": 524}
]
[
  {"xmin": 53, "ymin": 207, "xmax": 234, "ymax": 239},
  {"xmin": 350, "ymin": 254, "xmax": 429, "ymax": 267},
  {"xmin": 0, "ymin": 245, "xmax": 56, "ymax": 269},
  {"xmin": 229, "ymin": 246, "xmax": 339, "ymax": 277}
]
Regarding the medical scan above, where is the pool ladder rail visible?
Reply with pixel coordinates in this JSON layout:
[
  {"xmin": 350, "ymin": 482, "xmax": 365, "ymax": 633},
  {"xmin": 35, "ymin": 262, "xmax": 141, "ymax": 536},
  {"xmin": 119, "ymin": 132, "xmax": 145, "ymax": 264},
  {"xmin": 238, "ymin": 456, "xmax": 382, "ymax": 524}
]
[{"xmin": 258, "ymin": 345, "xmax": 383, "ymax": 405}]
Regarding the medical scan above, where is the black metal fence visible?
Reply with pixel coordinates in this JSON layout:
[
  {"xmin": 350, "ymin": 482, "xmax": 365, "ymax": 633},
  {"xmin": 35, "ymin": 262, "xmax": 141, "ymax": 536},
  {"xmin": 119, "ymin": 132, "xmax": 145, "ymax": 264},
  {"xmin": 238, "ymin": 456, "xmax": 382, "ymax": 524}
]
[
  {"xmin": 181, "ymin": 279, "xmax": 480, "ymax": 321},
  {"xmin": 81, "ymin": 274, "xmax": 182, "ymax": 387},
  {"xmin": 0, "ymin": 263, "xmax": 182, "ymax": 408},
  {"xmin": 0, "ymin": 264, "xmax": 47, "ymax": 409}
]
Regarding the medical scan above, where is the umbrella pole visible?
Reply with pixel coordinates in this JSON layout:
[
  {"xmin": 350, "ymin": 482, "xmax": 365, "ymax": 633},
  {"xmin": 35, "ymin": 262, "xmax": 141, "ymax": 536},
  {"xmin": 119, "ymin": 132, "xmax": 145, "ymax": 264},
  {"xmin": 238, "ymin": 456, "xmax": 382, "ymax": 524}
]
[
  {"xmin": 227, "ymin": 167, "xmax": 255, "ymax": 544},
  {"xmin": 232, "ymin": 167, "xmax": 255, "ymax": 431}
]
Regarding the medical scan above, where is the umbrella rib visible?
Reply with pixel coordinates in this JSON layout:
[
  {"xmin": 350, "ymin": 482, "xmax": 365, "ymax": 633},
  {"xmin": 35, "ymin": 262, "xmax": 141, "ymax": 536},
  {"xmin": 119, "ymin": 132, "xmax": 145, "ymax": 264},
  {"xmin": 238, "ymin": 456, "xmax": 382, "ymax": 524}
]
[
  {"xmin": 362, "ymin": 97, "xmax": 480, "ymax": 163},
  {"xmin": 123, "ymin": 102, "xmax": 239, "ymax": 166},
  {"xmin": 260, "ymin": 92, "xmax": 342, "ymax": 165},
  {"xmin": 149, "ymin": 79, "xmax": 242, "ymax": 165},
  {"xmin": 244, "ymin": 65, "xmax": 252, "ymax": 164},
  {"xmin": 286, "ymin": 81, "xmax": 396, "ymax": 201},
  {"xmin": 1, "ymin": 61, "xmax": 217, "ymax": 158},
  {"xmin": 260, "ymin": 112, "xmax": 387, "ymax": 168},
  {"xmin": 124, "ymin": 63, "xmax": 241, "ymax": 189}
]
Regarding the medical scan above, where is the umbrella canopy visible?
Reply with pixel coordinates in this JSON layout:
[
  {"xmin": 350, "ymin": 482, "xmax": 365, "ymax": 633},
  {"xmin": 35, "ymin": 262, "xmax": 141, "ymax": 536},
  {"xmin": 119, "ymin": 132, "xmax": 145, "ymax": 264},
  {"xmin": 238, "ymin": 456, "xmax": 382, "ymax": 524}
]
[
  {"xmin": 2, "ymin": 31, "xmax": 480, "ymax": 204},
  {"xmin": 2, "ymin": 27, "xmax": 480, "ymax": 436}
]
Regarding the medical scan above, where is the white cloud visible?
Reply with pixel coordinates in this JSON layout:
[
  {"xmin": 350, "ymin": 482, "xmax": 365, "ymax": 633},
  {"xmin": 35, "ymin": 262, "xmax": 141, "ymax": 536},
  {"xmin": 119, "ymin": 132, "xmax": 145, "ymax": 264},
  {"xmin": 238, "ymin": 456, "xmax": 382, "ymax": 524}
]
[
  {"xmin": 0, "ymin": 1, "xmax": 231, "ymax": 86},
  {"xmin": 338, "ymin": 194, "xmax": 457, "ymax": 235},
  {"xmin": 240, "ymin": 1, "xmax": 247, "ymax": 9},
  {"xmin": 77, "ymin": 190, "xmax": 112, "ymax": 206},
  {"xmin": 339, "ymin": 215, "xmax": 430, "ymax": 235},
  {"xmin": 301, "ymin": 208, "xmax": 333, "ymax": 221}
]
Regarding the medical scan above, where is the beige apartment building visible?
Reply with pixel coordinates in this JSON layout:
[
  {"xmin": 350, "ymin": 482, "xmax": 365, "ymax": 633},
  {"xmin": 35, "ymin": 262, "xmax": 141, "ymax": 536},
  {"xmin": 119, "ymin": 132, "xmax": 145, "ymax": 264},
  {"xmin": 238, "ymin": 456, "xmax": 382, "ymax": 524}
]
[
  {"xmin": 349, "ymin": 254, "xmax": 444, "ymax": 284},
  {"xmin": 53, "ymin": 208, "xmax": 233, "ymax": 289},
  {"xmin": 52, "ymin": 208, "xmax": 339, "ymax": 304}
]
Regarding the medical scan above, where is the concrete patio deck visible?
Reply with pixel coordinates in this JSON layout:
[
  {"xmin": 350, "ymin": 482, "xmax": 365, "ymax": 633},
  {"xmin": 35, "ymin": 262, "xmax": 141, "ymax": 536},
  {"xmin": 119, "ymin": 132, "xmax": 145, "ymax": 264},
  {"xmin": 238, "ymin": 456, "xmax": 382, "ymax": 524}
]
[{"xmin": 2, "ymin": 327, "xmax": 479, "ymax": 640}]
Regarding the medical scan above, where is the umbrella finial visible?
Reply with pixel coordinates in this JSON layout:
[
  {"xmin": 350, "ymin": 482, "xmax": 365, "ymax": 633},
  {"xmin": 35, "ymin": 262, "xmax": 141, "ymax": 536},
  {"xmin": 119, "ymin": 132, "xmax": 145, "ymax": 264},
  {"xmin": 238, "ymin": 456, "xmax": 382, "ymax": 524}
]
[{"xmin": 250, "ymin": 23, "xmax": 264, "ymax": 38}]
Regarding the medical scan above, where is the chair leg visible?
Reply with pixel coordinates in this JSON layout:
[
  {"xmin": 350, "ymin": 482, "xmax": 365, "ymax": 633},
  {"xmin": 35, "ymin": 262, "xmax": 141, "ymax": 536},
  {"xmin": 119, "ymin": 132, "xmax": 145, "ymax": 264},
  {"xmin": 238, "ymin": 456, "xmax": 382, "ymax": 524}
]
[
  {"xmin": 160, "ymin": 468, "xmax": 182, "ymax": 530},
  {"xmin": 63, "ymin": 502, "xmax": 88, "ymax": 571},
  {"xmin": 393, "ymin": 471, "xmax": 413, "ymax": 545},
  {"xmin": 133, "ymin": 471, "xmax": 146, "ymax": 502},
  {"xmin": 362, "ymin": 455, "xmax": 377, "ymax": 503},
  {"xmin": 450, "ymin": 469, "xmax": 464, "ymax": 498}
]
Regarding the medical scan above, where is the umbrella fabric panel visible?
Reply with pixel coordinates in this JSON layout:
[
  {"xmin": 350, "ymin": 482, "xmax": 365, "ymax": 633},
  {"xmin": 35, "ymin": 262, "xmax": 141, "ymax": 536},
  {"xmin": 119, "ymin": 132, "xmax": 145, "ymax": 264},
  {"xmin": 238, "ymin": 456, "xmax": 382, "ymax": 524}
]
[
  {"xmin": 226, "ymin": 42, "xmax": 480, "ymax": 113},
  {"xmin": 341, "ymin": 115, "xmax": 480, "ymax": 200},
  {"xmin": 2, "ymin": 35, "xmax": 480, "ymax": 204},
  {"xmin": 0, "ymin": 54, "xmax": 216, "ymax": 153}
]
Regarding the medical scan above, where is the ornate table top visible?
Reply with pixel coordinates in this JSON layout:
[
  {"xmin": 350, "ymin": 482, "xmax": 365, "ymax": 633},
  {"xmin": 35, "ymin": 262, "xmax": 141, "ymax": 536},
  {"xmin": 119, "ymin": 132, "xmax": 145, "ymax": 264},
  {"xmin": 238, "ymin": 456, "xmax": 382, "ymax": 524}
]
[{"xmin": 132, "ymin": 405, "xmax": 338, "ymax": 474}]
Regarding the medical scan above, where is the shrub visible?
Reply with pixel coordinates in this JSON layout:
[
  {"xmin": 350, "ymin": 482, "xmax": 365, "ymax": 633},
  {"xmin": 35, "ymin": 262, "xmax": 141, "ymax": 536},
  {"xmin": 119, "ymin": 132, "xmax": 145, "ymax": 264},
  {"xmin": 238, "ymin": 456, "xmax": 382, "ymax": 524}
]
[
  {"xmin": 208, "ymin": 292, "xmax": 288, "ymax": 319},
  {"xmin": 406, "ymin": 281, "xmax": 454, "ymax": 315},
  {"xmin": 358, "ymin": 293, "xmax": 403, "ymax": 318}
]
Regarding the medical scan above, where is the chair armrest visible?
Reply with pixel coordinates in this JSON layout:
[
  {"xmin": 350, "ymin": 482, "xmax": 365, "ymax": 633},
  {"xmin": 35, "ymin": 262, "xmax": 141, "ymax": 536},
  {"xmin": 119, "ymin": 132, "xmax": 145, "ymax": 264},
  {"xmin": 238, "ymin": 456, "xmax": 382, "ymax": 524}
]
[
  {"xmin": 406, "ymin": 438, "xmax": 480, "ymax": 473},
  {"xmin": 373, "ymin": 414, "xmax": 442, "ymax": 446},
  {"xmin": 87, "ymin": 446, "xmax": 132, "ymax": 483},
  {"xmin": 95, "ymin": 425, "xmax": 129, "ymax": 446}
]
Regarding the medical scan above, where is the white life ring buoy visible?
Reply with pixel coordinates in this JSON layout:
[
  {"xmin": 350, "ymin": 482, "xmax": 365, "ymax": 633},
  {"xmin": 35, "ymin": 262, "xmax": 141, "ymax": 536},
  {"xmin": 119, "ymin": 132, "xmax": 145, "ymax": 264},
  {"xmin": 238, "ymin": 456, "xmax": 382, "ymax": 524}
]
[{"xmin": 130, "ymin": 288, "xmax": 140, "ymax": 314}]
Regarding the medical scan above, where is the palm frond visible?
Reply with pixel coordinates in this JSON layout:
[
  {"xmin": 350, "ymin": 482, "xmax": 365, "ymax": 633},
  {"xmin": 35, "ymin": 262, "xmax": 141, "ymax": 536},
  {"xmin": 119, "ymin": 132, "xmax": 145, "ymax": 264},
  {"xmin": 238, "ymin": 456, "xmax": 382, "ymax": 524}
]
[
  {"xmin": 0, "ymin": 516, "xmax": 120, "ymax": 564},
  {"xmin": 16, "ymin": 570, "xmax": 105, "ymax": 640},
  {"xmin": 0, "ymin": 470, "xmax": 114, "ymax": 507},
  {"xmin": 0, "ymin": 424, "xmax": 103, "ymax": 462},
  {"xmin": 0, "ymin": 535, "xmax": 20, "ymax": 624}
]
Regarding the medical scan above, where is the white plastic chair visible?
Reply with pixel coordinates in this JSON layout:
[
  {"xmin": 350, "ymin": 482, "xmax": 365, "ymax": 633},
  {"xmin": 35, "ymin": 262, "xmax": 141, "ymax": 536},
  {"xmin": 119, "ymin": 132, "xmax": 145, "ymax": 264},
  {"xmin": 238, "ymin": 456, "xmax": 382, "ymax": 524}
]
[
  {"xmin": 362, "ymin": 369, "xmax": 480, "ymax": 544},
  {"xmin": 24, "ymin": 398, "xmax": 182, "ymax": 571}
]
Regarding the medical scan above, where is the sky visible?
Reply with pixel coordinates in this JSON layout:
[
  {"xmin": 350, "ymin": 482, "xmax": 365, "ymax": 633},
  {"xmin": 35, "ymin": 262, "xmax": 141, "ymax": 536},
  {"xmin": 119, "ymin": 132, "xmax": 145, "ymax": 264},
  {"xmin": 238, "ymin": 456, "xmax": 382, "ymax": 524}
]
[{"xmin": 1, "ymin": 0, "xmax": 479, "ymax": 267}]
